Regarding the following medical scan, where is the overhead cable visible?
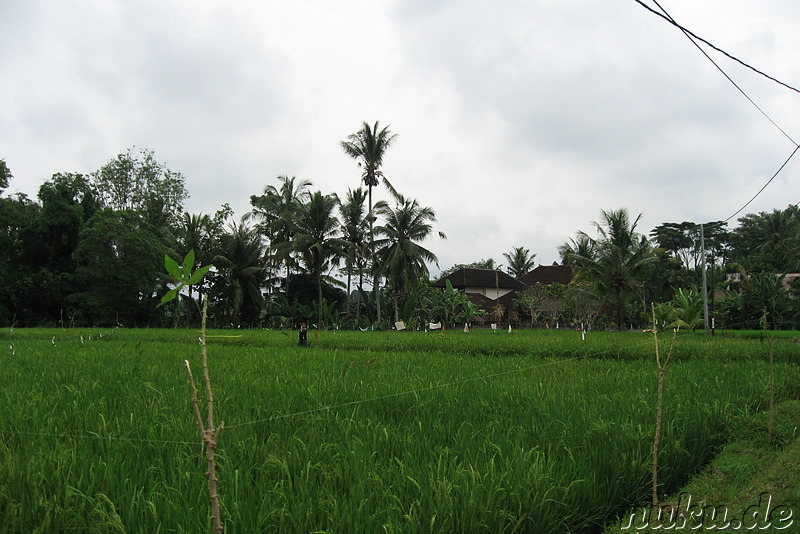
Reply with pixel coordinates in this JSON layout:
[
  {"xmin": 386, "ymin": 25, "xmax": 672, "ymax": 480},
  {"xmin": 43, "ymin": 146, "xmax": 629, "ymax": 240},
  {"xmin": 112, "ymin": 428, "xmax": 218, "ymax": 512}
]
[
  {"xmin": 644, "ymin": 0, "xmax": 798, "ymax": 147},
  {"xmin": 723, "ymin": 144, "xmax": 800, "ymax": 223},
  {"xmin": 633, "ymin": 0, "xmax": 800, "ymax": 95}
]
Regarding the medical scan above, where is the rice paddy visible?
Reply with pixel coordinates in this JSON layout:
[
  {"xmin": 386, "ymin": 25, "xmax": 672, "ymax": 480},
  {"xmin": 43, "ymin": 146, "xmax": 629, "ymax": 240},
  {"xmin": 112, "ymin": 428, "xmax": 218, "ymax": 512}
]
[{"xmin": 1, "ymin": 327, "xmax": 798, "ymax": 532}]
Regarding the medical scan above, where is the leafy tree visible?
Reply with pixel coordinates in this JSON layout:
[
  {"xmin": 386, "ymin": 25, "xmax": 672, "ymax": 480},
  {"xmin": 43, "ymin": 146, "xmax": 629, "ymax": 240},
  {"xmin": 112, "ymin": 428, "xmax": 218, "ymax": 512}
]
[
  {"xmin": 562, "ymin": 282, "xmax": 602, "ymax": 329},
  {"xmin": 35, "ymin": 173, "xmax": 99, "ymax": 273},
  {"xmin": 741, "ymin": 272, "xmax": 793, "ymax": 329},
  {"xmin": 68, "ymin": 209, "xmax": 167, "ymax": 326},
  {"xmin": 284, "ymin": 272, "xmax": 347, "ymax": 326},
  {"xmin": 92, "ymin": 147, "xmax": 188, "ymax": 231},
  {"xmin": 730, "ymin": 206, "xmax": 800, "ymax": 273},
  {"xmin": 210, "ymin": 219, "xmax": 265, "ymax": 327},
  {"xmin": 650, "ymin": 222, "xmax": 698, "ymax": 271},
  {"xmin": 340, "ymin": 120, "xmax": 398, "ymax": 322},
  {"xmin": 0, "ymin": 193, "xmax": 39, "ymax": 324},
  {"xmin": 565, "ymin": 209, "xmax": 658, "ymax": 330},
  {"xmin": 438, "ymin": 258, "xmax": 501, "ymax": 278},
  {"xmin": 650, "ymin": 221, "xmax": 729, "ymax": 290},
  {"xmin": 422, "ymin": 280, "xmax": 482, "ymax": 327},
  {"xmin": 517, "ymin": 283, "xmax": 567, "ymax": 327},
  {"xmin": 0, "ymin": 158, "xmax": 12, "ymax": 193},
  {"xmin": 503, "ymin": 246, "xmax": 537, "ymax": 277},
  {"xmin": 374, "ymin": 193, "xmax": 445, "ymax": 323},
  {"xmin": 293, "ymin": 191, "xmax": 348, "ymax": 327}
]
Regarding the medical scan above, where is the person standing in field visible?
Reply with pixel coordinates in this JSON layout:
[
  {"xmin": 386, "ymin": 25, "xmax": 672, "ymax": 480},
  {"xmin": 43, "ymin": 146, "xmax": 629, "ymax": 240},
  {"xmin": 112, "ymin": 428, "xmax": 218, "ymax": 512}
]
[{"xmin": 298, "ymin": 322, "xmax": 308, "ymax": 347}]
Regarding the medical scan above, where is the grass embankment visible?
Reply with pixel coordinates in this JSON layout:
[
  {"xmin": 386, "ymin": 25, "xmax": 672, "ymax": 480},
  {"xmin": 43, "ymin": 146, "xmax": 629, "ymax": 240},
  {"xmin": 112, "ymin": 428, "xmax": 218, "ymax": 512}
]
[
  {"xmin": 605, "ymin": 400, "xmax": 800, "ymax": 533},
  {"xmin": 0, "ymin": 328, "xmax": 798, "ymax": 532}
]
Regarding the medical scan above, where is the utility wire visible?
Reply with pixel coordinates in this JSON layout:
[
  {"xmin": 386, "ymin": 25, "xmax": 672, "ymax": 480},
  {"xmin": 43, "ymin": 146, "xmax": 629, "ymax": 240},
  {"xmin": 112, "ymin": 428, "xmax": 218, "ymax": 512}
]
[
  {"xmin": 632, "ymin": 0, "xmax": 800, "ymax": 95},
  {"xmin": 723, "ymin": 144, "xmax": 800, "ymax": 223},
  {"xmin": 645, "ymin": 0, "xmax": 798, "ymax": 147},
  {"xmin": 636, "ymin": 0, "xmax": 800, "ymax": 220}
]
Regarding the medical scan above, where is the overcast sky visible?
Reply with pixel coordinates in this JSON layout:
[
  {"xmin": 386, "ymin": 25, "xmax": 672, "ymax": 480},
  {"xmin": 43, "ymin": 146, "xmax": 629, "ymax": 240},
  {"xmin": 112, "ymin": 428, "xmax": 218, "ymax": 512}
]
[{"xmin": 3, "ymin": 0, "xmax": 800, "ymax": 276}]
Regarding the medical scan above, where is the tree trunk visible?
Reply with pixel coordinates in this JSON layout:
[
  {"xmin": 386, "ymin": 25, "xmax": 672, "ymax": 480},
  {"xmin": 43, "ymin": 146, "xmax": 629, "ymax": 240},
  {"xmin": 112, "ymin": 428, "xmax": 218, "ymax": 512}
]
[
  {"xmin": 345, "ymin": 265, "xmax": 352, "ymax": 317},
  {"xmin": 317, "ymin": 272, "xmax": 323, "ymax": 328},
  {"xmin": 368, "ymin": 185, "xmax": 381, "ymax": 323}
]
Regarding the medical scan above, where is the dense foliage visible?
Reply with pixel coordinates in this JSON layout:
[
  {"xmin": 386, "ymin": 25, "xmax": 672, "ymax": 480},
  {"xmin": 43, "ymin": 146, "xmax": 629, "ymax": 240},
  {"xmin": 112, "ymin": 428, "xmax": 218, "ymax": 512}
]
[{"xmin": 3, "ymin": 144, "xmax": 800, "ymax": 330}]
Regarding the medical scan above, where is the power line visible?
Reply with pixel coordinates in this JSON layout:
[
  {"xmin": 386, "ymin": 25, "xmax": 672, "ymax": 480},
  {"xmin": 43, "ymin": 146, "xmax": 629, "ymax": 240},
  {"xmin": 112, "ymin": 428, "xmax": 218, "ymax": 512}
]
[
  {"xmin": 632, "ymin": 0, "xmax": 800, "ymax": 95},
  {"xmin": 635, "ymin": 0, "xmax": 800, "ymax": 220},
  {"xmin": 723, "ymin": 144, "xmax": 800, "ymax": 223},
  {"xmin": 644, "ymin": 0, "xmax": 798, "ymax": 147}
]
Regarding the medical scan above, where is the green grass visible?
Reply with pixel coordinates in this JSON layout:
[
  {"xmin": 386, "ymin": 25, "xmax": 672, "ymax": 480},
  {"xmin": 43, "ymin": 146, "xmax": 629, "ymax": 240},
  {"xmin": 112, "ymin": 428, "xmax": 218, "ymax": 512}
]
[
  {"xmin": 605, "ymin": 400, "xmax": 800, "ymax": 533},
  {"xmin": 0, "ymin": 328, "xmax": 798, "ymax": 533}
]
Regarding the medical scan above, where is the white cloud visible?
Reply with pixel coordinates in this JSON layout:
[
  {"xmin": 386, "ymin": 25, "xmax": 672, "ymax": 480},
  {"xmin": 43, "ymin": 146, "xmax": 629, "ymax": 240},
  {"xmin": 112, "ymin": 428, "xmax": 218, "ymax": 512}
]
[{"xmin": 2, "ymin": 0, "xmax": 799, "ymax": 274}]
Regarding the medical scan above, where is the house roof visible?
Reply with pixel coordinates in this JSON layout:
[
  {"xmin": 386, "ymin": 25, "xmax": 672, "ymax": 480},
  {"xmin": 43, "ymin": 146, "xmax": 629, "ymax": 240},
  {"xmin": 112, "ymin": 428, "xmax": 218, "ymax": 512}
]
[
  {"xmin": 431, "ymin": 268, "xmax": 525, "ymax": 290},
  {"xmin": 518, "ymin": 264, "xmax": 574, "ymax": 287}
]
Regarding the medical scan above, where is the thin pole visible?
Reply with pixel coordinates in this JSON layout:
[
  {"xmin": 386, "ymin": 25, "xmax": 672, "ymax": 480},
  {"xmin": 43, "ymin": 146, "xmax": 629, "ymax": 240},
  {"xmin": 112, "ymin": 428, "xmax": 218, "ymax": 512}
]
[{"xmin": 700, "ymin": 224, "xmax": 710, "ymax": 335}]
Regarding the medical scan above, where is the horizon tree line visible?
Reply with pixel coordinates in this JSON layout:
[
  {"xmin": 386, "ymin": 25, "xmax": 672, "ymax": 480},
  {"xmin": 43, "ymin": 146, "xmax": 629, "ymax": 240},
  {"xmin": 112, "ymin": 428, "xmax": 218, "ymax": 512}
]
[{"xmin": 2, "ymin": 141, "xmax": 799, "ymax": 330}]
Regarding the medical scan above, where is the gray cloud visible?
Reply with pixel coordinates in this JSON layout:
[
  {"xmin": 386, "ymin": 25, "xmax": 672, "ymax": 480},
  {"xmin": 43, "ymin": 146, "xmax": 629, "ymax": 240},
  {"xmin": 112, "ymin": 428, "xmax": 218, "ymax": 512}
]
[{"xmin": 3, "ymin": 0, "xmax": 799, "ymax": 273}]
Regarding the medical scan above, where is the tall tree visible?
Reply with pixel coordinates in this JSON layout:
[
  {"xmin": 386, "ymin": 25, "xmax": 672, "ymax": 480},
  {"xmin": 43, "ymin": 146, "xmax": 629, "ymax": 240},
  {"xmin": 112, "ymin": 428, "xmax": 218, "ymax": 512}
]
[
  {"xmin": 92, "ymin": 147, "xmax": 188, "ymax": 231},
  {"xmin": 0, "ymin": 158, "xmax": 12, "ymax": 194},
  {"xmin": 650, "ymin": 220, "xmax": 729, "ymax": 275},
  {"xmin": 69, "ymin": 209, "xmax": 167, "ymax": 326},
  {"xmin": 338, "ymin": 187, "xmax": 371, "ymax": 321},
  {"xmin": 730, "ymin": 206, "xmax": 800, "ymax": 273},
  {"xmin": 558, "ymin": 234, "xmax": 597, "ymax": 266},
  {"xmin": 503, "ymin": 246, "xmax": 537, "ymax": 277},
  {"xmin": 249, "ymin": 175, "xmax": 312, "ymax": 291},
  {"xmin": 210, "ymin": 219, "xmax": 265, "ymax": 327},
  {"xmin": 0, "ymin": 193, "xmax": 39, "ymax": 324},
  {"xmin": 340, "ymin": 120, "xmax": 398, "ymax": 323},
  {"xmin": 293, "ymin": 191, "xmax": 347, "ymax": 327},
  {"xmin": 566, "ymin": 209, "xmax": 658, "ymax": 330},
  {"xmin": 374, "ymin": 193, "xmax": 445, "ymax": 323}
]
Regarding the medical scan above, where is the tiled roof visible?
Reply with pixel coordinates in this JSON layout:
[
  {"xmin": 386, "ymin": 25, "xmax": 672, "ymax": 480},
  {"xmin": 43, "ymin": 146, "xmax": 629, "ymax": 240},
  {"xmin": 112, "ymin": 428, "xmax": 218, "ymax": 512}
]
[
  {"xmin": 431, "ymin": 268, "xmax": 525, "ymax": 290},
  {"xmin": 518, "ymin": 265, "xmax": 574, "ymax": 286}
]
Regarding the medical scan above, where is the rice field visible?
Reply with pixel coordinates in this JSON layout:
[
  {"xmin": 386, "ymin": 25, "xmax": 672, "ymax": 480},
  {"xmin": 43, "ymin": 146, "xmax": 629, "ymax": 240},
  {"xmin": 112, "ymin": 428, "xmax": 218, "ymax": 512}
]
[{"xmin": 1, "ymin": 327, "xmax": 798, "ymax": 533}]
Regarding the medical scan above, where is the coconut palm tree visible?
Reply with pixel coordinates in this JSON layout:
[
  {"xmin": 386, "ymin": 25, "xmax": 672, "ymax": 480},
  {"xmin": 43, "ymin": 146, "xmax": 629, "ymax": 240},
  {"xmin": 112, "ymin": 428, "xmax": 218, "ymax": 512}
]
[
  {"xmin": 558, "ymin": 234, "xmax": 598, "ymax": 266},
  {"xmin": 293, "ymin": 191, "xmax": 348, "ymax": 327},
  {"xmin": 340, "ymin": 121, "xmax": 398, "ymax": 323},
  {"xmin": 374, "ymin": 193, "xmax": 445, "ymax": 323},
  {"xmin": 338, "ymin": 187, "xmax": 378, "ymax": 322},
  {"xmin": 210, "ymin": 219, "xmax": 265, "ymax": 327},
  {"xmin": 249, "ymin": 175, "xmax": 312, "ymax": 291},
  {"xmin": 503, "ymin": 246, "xmax": 537, "ymax": 277},
  {"xmin": 566, "ymin": 209, "xmax": 657, "ymax": 330}
]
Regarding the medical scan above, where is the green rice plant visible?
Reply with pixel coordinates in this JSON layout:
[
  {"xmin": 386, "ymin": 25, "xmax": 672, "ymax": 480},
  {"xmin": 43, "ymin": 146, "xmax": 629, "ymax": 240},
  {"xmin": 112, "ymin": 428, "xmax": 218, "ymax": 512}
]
[{"xmin": 0, "ymin": 328, "xmax": 799, "ymax": 532}]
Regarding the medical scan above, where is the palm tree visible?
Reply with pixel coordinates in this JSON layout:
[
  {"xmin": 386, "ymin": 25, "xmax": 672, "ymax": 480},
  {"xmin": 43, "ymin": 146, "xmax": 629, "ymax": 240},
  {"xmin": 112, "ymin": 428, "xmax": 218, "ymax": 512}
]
[
  {"xmin": 566, "ymin": 209, "xmax": 657, "ymax": 330},
  {"xmin": 210, "ymin": 219, "xmax": 265, "ymax": 326},
  {"xmin": 374, "ymin": 193, "xmax": 446, "ymax": 323},
  {"xmin": 173, "ymin": 212, "xmax": 216, "ymax": 323},
  {"xmin": 249, "ymin": 175, "xmax": 312, "ymax": 291},
  {"xmin": 503, "ymin": 246, "xmax": 537, "ymax": 277},
  {"xmin": 733, "ymin": 206, "xmax": 800, "ymax": 272},
  {"xmin": 558, "ymin": 234, "xmax": 597, "ymax": 266},
  {"xmin": 293, "ymin": 191, "xmax": 348, "ymax": 327},
  {"xmin": 340, "ymin": 120, "xmax": 398, "ymax": 323},
  {"xmin": 338, "ymin": 187, "xmax": 373, "ymax": 322}
]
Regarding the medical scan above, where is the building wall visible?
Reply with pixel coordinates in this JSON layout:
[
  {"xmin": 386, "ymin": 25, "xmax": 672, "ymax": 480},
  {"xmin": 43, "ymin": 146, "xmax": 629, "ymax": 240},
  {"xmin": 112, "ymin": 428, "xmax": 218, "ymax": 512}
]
[{"xmin": 464, "ymin": 286, "xmax": 514, "ymax": 300}]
